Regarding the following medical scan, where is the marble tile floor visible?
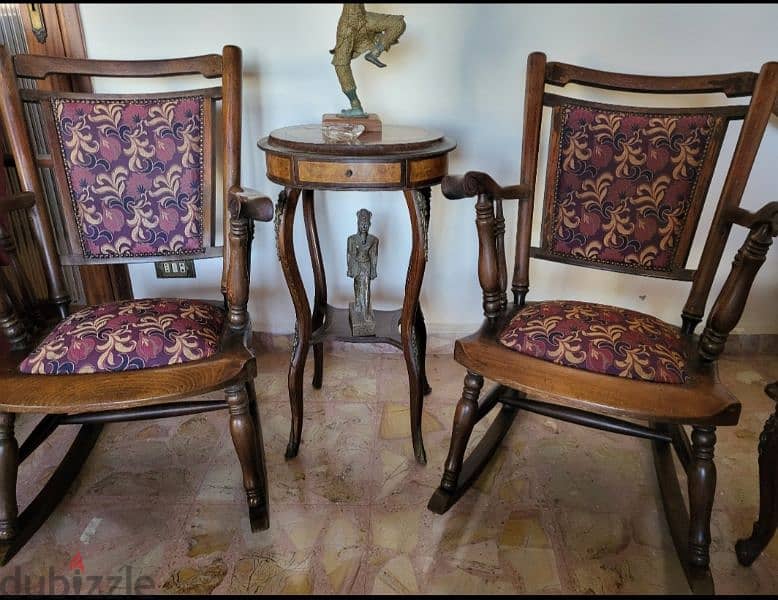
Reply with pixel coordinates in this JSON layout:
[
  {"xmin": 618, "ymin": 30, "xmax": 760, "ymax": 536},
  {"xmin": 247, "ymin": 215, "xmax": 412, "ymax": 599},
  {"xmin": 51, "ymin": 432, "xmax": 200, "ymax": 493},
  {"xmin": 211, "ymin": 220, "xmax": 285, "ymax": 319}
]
[{"xmin": 2, "ymin": 351, "xmax": 777, "ymax": 594}]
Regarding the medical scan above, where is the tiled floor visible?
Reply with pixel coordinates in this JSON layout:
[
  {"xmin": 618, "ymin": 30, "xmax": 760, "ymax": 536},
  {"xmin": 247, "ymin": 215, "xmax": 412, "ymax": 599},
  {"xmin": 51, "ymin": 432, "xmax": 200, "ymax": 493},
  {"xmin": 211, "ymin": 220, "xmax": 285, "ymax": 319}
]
[{"xmin": 2, "ymin": 351, "xmax": 777, "ymax": 594}]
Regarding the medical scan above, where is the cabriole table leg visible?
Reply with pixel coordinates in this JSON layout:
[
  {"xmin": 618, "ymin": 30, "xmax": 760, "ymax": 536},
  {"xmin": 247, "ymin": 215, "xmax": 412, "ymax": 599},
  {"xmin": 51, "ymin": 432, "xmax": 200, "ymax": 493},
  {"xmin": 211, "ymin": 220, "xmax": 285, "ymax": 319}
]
[
  {"xmin": 303, "ymin": 189, "xmax": 328, "ymax": 390},
  {"xmin": 276, "ymin": 187, "xmax": 311, "ymax": 459},
  {"xmin": 402, "ymin": 187, "xmax": 431, "ymax": 464}
]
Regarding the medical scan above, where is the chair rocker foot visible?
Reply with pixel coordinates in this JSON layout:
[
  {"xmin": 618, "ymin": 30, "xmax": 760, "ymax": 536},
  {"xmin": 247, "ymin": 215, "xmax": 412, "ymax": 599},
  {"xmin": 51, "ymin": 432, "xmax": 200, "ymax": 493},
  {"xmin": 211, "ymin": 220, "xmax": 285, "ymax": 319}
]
[
  {"xmin": 248, "ymin": 504, "xmax": 270, "ymax": 532},
  {"xmin": 428, "ymin": 403, "xmax": 517, "ymax": 514},
  {"xmin": 652, "ymin": 433, "xmax": 715, "ymax": 595},
  {"xmin": 428, "ymin": 484, "xmax": 457, "ymax": 514},
  {"xmin": 246, "ymin": 490, "xmax": 270, "ymax": 532},
  {"xmin": 735, "ymin": 520, "xmax": 776, "ymax": 567},
  {"xmin": 0, "ymin": 423, "xmax": 102, "ymax": 566}
]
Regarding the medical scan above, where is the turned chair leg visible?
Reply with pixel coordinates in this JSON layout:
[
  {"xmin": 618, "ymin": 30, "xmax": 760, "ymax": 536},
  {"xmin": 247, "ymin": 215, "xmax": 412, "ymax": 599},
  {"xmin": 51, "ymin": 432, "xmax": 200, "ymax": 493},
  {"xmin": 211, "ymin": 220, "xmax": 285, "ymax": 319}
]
[
  {"xmin": 0, "ymin": 413, "xmax": 18, "ymax": 541},
  {"xmin": 245, "ymin": 378, "xmax": 269, "ymax": 501},
  {"xmin": 688, "ymin": 425, "xmax": 717, "ymax": 568},
  {"xmin": 439, "ymin": 372, "xmax": 483, "ymax": 493},
  {"xmin": 226, "ymin": 384, "xmax": 269, "ymax": 531},
  {"xmin": 246, "ymin": 378, "xmax": 260, "ymax": 429}
]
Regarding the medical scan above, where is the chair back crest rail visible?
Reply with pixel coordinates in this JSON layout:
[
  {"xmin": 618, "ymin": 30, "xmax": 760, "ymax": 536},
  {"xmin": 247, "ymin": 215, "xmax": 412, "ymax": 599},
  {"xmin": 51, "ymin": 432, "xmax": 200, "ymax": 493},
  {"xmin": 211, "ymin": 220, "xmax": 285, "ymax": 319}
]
[
  {"xmin": 0, "ymin": 46, "xmax": 244, "ymax": 318},
  {"xmin": 501, "ymin": 53, "xmax": 778, "ymax": 338}
]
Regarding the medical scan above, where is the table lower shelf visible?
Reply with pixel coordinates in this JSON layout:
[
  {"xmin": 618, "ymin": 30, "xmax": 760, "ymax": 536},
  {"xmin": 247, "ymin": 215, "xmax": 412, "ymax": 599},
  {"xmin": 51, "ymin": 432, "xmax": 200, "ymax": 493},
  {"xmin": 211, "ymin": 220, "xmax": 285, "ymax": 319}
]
[{"xmin": 310, "ymin": 305, "xmax": 403, "ymax": 349}]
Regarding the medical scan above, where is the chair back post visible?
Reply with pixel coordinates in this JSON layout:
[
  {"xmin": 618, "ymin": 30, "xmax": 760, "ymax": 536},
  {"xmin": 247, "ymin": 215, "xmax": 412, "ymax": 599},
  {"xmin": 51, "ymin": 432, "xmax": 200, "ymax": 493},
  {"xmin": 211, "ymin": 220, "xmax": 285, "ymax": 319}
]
[
  {"xmin": 512, "ymin": 51, "xmax": 546, "ymax": 306},
  {"xmin": 222, "ymin": 45, "xmax": 242, "ymax": 302},
  {"xmin": 0, "ymin": 45, "xmax": 70, "ymax": 318},
  {"xmin": 682, "ymin": 61, "xmax": 778, "ymax": 333}
]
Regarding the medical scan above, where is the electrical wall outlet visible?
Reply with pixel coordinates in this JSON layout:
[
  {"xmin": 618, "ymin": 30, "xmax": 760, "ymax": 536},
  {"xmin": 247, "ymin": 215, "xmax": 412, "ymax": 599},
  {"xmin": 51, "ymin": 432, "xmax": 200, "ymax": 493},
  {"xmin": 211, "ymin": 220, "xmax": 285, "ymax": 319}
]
[{"xmin": 155, "ymin": 259, "xmax": 196, "ymax": 278}]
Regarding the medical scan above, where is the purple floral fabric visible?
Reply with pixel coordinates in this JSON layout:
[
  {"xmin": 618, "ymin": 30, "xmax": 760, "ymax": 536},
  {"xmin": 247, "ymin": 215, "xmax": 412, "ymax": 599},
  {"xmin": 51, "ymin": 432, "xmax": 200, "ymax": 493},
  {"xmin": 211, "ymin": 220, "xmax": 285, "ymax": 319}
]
[
  {"xmin": 499, "ymin": 301, "xmax": 688, "ymax": 384},
  {"xmin": 52, "ymin": 96, "xmax": 206, "ymax": 259},
  {"xmin": 19, "ymin": 298, "xmax": 223, "ymax": 374},
  {"xmin": 544, "ymin": 104, "xmax": 721, "ymax": 272}
]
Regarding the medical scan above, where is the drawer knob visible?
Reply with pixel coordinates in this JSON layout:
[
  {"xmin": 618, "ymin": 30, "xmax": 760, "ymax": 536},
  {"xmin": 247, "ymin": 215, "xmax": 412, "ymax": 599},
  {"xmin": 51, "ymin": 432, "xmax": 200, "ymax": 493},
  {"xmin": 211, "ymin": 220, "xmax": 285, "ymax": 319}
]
[{"xmin": 345, "ymin": 169, "xmax": 353, "ymax": 177}]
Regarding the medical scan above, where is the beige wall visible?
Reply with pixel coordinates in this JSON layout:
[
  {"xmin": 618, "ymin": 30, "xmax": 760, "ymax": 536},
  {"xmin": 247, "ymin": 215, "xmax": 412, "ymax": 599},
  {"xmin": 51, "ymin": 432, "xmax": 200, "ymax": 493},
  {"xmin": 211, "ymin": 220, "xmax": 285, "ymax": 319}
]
[{"xmin": 78, "ymin": 3, "xmax": 778, "ymax": 334}]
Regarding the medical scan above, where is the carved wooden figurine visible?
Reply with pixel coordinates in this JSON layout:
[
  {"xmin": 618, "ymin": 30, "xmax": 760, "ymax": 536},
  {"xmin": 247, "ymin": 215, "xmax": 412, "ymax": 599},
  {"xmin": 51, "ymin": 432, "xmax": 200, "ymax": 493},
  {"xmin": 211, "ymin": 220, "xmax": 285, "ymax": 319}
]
[{"xmin": 347, "ymin": 208, "xmax": 378, "ymax": 336}]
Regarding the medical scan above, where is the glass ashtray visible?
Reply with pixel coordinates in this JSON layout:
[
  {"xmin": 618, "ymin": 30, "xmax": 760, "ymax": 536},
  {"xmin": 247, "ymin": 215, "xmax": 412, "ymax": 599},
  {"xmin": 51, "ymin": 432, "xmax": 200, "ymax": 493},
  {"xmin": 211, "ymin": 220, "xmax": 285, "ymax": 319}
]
[{"xmin": 321, "ymin": 123, "xmax": 366, "ymax": 143}]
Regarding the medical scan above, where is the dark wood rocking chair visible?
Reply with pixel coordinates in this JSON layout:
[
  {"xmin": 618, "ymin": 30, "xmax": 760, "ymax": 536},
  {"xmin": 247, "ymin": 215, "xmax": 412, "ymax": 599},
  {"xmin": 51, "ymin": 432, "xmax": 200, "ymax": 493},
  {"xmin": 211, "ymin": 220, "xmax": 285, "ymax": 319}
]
[
  {"xmin": 0, "ymin": 44, "xmax": 275, "ymax": 565},
  {"xmin": 428, "ymin": 53, "xmax": 778, "ymax": 594}
]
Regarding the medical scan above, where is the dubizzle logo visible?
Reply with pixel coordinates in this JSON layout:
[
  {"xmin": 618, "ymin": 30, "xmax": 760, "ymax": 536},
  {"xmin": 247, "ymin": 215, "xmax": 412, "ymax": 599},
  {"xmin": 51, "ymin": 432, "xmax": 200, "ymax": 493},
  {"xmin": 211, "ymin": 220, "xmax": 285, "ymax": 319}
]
[
  {"xmin": 69, "ymin": 552, "xmax": 85, "ymax": 573},
  {"xmin": 0, "ymin": 550, "xmax": 155, "ymax": 594}
]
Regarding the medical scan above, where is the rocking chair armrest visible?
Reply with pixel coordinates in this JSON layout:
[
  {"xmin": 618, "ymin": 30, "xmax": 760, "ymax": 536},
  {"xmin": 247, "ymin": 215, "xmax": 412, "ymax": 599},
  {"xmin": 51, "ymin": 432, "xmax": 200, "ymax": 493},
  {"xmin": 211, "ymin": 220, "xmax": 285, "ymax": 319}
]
[
  {"xmin": 442, "ymin": 171, "xmax": 531, "ymax": 201},
  {"xmin": 698, "ymin": 209, "xmax": 777, "ymax": 361},
  {"xmin": 223, "ymin": 185, "xmax": 272, "ymax": 333},
  {"xmin": 227, "ymin": 186, "xmax": 274, "ymax": 222},
  {"xmin": 445, "ymin": 173, "xmax": 518, "ymax": 320},
  {"xmin": 0, "ymin": 191, "xmax": 36, "ymax": 215},
  {"xmin": 724, "ymin": 202, "xmax": 778, "ymax": 236}
]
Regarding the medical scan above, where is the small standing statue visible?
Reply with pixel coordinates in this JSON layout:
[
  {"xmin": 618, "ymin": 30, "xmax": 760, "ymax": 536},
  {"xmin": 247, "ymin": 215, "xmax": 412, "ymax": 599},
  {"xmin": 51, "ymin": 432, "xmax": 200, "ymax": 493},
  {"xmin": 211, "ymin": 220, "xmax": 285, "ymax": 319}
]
[
  {"xmin": 347, "ymin": 208, "xmax": 379, "ymax": 336},
  {"xmin": 330, "ymin": 3, "xmax": 406, "ymax": 117}
]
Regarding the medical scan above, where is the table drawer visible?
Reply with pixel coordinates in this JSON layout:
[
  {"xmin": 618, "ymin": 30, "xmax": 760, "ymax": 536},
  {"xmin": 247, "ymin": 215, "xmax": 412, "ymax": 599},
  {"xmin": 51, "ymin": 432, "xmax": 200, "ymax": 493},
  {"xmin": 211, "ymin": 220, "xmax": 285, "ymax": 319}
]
[{"xmin": 297, "ymin": 160, "xmax": 401, "ymax": 186}]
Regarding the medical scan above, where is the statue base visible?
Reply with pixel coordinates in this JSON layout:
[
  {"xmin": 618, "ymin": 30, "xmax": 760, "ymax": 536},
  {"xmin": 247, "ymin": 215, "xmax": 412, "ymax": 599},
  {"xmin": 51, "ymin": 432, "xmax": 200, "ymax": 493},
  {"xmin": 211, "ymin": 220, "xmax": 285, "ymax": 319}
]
[
  {"xmin": 322, "ymin": 113, "xmax": 382, "ymax": 133},
  {"xmin": 349, "ymin": 302, "xmax": 376, "ymax": 337}
]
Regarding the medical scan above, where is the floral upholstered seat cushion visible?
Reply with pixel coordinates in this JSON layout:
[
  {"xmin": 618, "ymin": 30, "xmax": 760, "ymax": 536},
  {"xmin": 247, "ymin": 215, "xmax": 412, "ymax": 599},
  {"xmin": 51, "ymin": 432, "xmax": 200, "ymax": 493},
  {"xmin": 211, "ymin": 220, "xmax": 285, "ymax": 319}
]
[
  {"xmin": 498, "ymin": 301, "xmax": 688, "ymax": 384},
  {"xmin": 19, "ymin": 298, "xmax": 223, "ymax": 375}
]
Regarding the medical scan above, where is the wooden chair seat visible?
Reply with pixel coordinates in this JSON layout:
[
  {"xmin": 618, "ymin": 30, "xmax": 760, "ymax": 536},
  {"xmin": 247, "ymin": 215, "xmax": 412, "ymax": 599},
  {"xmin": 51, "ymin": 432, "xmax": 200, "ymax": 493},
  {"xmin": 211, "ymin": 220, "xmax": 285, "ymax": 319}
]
[
  {"xmin": 0, "ymin": 331, "xmax": 254, "ymax": 414},
  {"xmin": 455, "ymin": 305, "xmax": 739, "ymax": 426}
]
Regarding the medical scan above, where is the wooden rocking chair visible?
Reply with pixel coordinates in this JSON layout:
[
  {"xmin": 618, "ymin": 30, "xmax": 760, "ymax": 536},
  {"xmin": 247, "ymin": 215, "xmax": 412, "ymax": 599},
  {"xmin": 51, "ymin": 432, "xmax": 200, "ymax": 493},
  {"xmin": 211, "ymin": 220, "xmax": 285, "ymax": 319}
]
[
  {"xmin": 428, "ymin": 53, "xmax": 778, "ymax": 594},
  {"xmin": 0, "ymin": 44, "xmax": 274, "ymax": 565}
]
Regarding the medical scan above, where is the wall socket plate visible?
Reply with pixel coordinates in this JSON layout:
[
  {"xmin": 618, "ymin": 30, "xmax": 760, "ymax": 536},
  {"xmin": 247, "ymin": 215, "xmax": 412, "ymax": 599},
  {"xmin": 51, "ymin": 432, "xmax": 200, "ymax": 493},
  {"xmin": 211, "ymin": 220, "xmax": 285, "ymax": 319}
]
[{"xmin": 155, "ymin": 259, "xmax": 196, "ymax": 278}]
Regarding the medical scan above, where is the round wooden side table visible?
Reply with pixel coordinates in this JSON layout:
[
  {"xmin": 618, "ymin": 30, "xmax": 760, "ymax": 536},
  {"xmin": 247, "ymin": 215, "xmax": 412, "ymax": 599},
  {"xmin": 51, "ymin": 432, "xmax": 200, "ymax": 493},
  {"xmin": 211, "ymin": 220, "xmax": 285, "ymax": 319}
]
[{"xmin": 258, "ymin": 124, "xmax": 456, "ymax": 464}]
